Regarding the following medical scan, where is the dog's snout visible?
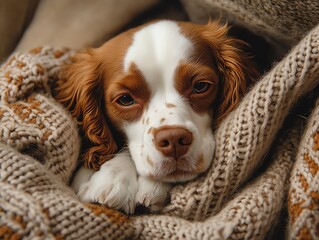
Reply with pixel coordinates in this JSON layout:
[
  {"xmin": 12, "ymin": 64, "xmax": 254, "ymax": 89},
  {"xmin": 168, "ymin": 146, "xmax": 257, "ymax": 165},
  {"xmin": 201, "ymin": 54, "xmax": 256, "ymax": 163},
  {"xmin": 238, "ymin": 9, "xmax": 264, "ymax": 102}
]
[{"xmin": 154, "ymin": 127, "xmax": 192, "ymax": 159}]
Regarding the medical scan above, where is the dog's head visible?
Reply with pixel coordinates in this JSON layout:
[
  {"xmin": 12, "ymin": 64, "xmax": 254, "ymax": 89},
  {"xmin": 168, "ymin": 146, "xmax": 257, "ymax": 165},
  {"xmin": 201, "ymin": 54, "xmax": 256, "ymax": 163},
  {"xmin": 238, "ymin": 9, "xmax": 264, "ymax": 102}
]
[{"xmin": 55, "ymin": 20, "xmax": 257, "ymax": 182}]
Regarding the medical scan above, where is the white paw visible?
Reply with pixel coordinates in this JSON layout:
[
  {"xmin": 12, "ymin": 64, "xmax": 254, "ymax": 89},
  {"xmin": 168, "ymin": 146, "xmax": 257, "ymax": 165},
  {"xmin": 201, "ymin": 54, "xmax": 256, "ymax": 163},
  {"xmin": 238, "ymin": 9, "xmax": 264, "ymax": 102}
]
[
  {"xmin": 135, "ymin": 176, "xmax": 171, "ymax": 212},
  {"xmin": 71, "ymin": 167, "xmax": 95, "ymax": 193},
  {"xmin": 76, "ymin": 155, "xmax": 138, "ymax": 214}
]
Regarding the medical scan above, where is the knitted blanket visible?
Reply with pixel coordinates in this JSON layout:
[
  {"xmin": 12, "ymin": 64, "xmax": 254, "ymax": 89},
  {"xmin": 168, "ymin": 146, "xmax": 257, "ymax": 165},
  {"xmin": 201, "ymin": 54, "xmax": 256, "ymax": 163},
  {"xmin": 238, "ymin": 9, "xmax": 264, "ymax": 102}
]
[{"xmin": 1, "ymin": 3, "xmax": 319, "ymax": 240}]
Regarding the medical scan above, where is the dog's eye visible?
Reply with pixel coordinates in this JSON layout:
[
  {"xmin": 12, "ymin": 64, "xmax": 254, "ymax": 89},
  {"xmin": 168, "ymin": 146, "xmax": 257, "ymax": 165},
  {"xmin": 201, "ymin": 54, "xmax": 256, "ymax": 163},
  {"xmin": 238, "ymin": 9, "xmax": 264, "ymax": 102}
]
[
  {"xmin": 117, "ymin": 94, "xmax": 136, "ymax": 106},
  {"xmin": 193, "ymin": 82, "xmax": 210, "ymax": 94}
]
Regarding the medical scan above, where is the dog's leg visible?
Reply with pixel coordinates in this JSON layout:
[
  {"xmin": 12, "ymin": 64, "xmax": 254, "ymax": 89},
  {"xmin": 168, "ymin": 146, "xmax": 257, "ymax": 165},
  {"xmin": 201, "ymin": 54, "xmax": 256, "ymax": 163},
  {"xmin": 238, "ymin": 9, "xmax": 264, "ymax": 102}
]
[{"xmin": 71, "ymin": 150, "xmax": 138, "ymax": 214}]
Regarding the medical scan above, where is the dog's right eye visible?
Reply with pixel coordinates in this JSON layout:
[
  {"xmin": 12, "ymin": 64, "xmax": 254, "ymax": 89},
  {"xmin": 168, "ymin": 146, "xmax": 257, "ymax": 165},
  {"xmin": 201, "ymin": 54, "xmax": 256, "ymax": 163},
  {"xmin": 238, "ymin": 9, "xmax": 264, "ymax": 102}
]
[{"xmin": 117, "ymin": 94, "xmax": 136, "ymax": 106}]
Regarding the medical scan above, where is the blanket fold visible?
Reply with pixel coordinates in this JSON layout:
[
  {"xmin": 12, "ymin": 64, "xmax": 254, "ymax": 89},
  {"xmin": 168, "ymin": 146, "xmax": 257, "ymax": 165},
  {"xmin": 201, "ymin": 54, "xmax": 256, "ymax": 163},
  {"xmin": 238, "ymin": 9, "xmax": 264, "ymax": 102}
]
[
  {"xmin": 0, "ymin": 47, "xmax": 79, "ymax": 183},
  {"xmin": 132, "ymin": 118, "xmax": 300, "ymax": 239},
  {"xmin": 162, "ymin": 24, "xmax": 319, "ymax": 221},
  {"xmin": 0, "ymin": 143, "xmax": 132, "ymax": 239},
  {"xmin": 288, "ymin": 98, "xmax": 319, "ymax": 239}
]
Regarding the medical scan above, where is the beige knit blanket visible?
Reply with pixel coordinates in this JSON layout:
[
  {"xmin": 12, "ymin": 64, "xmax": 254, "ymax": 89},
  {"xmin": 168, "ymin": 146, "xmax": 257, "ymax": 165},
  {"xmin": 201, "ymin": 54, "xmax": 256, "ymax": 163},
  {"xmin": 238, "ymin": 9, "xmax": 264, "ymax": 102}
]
[{"xmin": 1, "ymin": 1, "xmax": 319, "ymax": 239}]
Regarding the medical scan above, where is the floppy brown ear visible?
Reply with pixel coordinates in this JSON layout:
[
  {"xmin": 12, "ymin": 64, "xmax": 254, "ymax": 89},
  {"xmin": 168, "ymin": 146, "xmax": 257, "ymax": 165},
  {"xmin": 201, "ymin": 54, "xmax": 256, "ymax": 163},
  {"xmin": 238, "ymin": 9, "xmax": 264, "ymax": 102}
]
[
  {"xmin": 201, "ymin": 21, "xmax": 259, "ymax": 126},
  {"xmin": 55, "ymin": 50, "xmax": 117, "ymax": 170}
]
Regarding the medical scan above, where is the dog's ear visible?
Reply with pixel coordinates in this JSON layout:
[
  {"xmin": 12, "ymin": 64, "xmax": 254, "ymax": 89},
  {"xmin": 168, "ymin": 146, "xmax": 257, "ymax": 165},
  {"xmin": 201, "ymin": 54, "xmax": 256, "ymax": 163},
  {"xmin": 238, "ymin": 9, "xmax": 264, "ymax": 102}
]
[
  {"xmin": 201, "ymin": 21, "xmax": 259, "ymax": 127},
  {"xmin": 55, "ymin": 50, "xmax": 117, "ymax": 170}
]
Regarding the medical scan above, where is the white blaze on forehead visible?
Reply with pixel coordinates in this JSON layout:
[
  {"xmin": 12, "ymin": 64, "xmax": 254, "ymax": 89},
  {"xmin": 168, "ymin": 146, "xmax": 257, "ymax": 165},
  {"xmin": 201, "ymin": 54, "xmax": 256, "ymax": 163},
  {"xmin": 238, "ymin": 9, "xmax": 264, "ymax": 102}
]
[
  {"xmin": 122, "ymin": 21, "xmax": 215, "ymax": 180},
  {"xmin": 124, "ymin": 20, "xmax": 194, "ymax": 91}
]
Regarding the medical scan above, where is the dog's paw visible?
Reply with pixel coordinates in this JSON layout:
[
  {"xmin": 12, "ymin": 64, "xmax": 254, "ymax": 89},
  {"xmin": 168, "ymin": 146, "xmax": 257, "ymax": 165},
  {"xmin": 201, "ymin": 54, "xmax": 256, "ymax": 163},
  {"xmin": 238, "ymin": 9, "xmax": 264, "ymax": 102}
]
[
  {"xmin": 77, "ymin": 156, "xmax": 138, "ymax": 214},
  {"xmin": 135, "ymin": 176, "xmax": 171, "ymax": 212}
]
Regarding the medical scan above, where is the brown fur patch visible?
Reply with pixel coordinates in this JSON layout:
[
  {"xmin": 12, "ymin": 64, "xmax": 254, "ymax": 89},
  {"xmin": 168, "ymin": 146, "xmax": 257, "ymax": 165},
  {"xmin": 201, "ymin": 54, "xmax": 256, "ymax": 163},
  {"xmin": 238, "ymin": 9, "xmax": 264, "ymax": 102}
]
[
  {"xmin": 166, "ymin": 103, "xmax": 176, "ymax": 108},
  {"xmin": 178, "ymin": 21, "xmax": 258, "ymax": 126},
  {"xmin": 106, "ymin": 63, "xmax": 151, "ymax": 125},
  {"xmin": 175, "ymin": 62, "xmax": 218, "ymax": 114},
  {"xmin": 147, "ymin": 156, "xmax": 154, "ymax": 167},
  {"xmin": 148, "ymin": 127, "xmax": 155, "ymax": 135},
  {"xmin": 53, "ymin": 28, "xmax": 138, "ymax": 169}
]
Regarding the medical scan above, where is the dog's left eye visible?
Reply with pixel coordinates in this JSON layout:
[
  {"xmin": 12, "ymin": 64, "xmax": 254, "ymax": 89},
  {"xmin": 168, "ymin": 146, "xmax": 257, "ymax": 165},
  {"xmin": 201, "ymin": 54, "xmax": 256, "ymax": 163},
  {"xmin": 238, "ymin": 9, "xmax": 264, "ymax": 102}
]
[
  {"xmin": 117, "ymin": 94, "xmax": 136, "ymax": 106},
  {"xmin": 193, "ymin": 81, "xmax": 210, "ymax": 94}
]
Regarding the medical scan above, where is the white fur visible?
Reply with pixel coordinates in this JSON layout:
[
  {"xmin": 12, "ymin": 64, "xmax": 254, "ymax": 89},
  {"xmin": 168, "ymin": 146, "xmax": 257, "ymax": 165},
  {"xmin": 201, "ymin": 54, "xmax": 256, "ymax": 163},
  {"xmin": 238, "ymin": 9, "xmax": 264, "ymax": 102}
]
[
  {"xmin": 135, "ymin": 176, "xmax": 172, "ymax": 212},
  {"xmin": 72, "ymin": 20, "xmax": 216, "ymax": 214},
  {"xmin": 72, "ymin": 150, "xmax": 172, "ymax": 214},
  {"xmin": 124, "ymin": 20, "xmax": 215, "ymax": 182},
  {"xmin": 71, "ymin": 167, "xmax": 95, "ymax": 193},
  {"xmin": 75, "ymin": 151, "xmax": 138, "ymax": 214}
]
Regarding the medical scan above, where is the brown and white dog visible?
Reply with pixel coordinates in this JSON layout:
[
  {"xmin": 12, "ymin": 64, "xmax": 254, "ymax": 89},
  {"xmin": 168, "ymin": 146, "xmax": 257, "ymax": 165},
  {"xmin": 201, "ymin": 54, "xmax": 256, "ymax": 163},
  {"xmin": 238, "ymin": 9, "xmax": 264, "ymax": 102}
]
[{"xmin": 55, "ymin": 20, "xmax": 257, "ymax": 214}]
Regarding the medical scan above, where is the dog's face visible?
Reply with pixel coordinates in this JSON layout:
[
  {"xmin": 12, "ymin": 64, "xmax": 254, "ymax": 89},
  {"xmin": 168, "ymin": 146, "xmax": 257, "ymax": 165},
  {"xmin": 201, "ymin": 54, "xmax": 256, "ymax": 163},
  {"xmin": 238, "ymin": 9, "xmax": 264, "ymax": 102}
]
[{"xmin": 56, "ymin": 20, "xmax": 257, "ymax": 182}]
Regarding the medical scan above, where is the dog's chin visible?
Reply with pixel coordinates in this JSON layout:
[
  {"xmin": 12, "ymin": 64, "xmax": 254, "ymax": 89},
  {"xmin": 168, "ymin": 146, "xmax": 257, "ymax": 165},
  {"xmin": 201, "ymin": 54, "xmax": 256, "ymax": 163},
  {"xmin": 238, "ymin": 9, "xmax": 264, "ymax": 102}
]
[
  {"xmin": 144, "ymin": 155, "xmax": 210, "ymax": 183},
  {"xmin": 149, "ymin": 160, "xmax": 204, "ymax": 183},
  {"xmin": 144, "ymin": 169, "xmax": 199, "ymax": 183}
]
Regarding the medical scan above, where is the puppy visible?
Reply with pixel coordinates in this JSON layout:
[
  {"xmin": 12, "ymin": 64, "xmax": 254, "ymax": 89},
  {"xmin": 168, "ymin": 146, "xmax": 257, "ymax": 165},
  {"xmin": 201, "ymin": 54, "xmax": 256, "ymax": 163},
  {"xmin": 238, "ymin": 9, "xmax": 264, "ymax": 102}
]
[{"xmin": 55, "ymin": 20, "xmax": 257, "ymax": 214}]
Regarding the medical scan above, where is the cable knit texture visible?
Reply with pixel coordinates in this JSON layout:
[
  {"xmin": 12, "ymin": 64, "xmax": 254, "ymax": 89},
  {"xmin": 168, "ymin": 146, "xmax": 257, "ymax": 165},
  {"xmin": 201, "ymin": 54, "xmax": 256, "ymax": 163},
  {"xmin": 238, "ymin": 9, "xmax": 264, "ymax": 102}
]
[
  {"xmin": 181, "ymin": 0, "xmax": 319, "ymax": 45},
  {"xmin": 1, "ymin": 1, "xmax": 319, "ymax": 239},
  {"xmin": 0, "ymin": 47, "xmax": 132, "ymax": 239}
]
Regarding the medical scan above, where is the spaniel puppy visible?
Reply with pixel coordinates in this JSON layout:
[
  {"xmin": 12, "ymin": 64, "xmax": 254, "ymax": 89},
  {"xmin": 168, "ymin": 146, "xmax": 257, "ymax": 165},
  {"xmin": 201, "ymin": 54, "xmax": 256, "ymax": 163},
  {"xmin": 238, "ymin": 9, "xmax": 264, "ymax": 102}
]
[{"xmin": 55, "ymin": 20, "xmax": 257, "ymax": 214}]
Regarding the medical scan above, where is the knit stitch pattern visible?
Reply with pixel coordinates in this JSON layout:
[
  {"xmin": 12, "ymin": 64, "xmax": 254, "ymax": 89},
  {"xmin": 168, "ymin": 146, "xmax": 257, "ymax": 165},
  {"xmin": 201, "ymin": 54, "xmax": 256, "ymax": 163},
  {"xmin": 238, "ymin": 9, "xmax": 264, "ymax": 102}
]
[
  {"xmin": 162, "ymin": 24, "xmax": 319, "ymax": 220},
  {"xmin": 288, "ymin": 98, "xmax": 319, "ymax": 239},
  {"xmin": 132, "ymin": 24, "xmax": 319, "ymax": 240},
  {"xmin": 0, "ymin": 47, "xmax": 132, "ymax": 239},
  {"xmin": 181, "ymin": 0, "xmax": 319, "ymax": 45},
  {"xmin": 0, "ymin": 47, "xmax": 78, "ymax": 183}
]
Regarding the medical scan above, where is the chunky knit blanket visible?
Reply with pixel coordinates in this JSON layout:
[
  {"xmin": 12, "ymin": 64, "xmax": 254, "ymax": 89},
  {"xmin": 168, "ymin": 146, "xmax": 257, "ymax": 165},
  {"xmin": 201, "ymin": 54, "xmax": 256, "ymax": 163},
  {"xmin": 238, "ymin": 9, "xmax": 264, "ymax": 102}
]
[{"xmin": 1, "ymin": 2, "xmax": 319, "ymax": 240}]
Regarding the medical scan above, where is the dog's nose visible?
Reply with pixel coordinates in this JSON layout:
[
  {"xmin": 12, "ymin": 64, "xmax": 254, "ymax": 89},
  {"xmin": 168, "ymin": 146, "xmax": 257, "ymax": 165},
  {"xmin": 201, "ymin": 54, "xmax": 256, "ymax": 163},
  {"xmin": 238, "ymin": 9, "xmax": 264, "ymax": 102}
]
[{"xmin": 154, "ymin": 127, "xmax": 193, "ymax": 159}]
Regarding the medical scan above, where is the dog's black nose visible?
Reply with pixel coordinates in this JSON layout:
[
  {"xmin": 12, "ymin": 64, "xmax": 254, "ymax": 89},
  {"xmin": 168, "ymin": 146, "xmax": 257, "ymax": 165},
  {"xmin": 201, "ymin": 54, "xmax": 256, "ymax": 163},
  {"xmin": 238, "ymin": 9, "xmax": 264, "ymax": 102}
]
[{"xmin": 154, "ymin": 127, "xmax": 192, "ymax": 159}]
